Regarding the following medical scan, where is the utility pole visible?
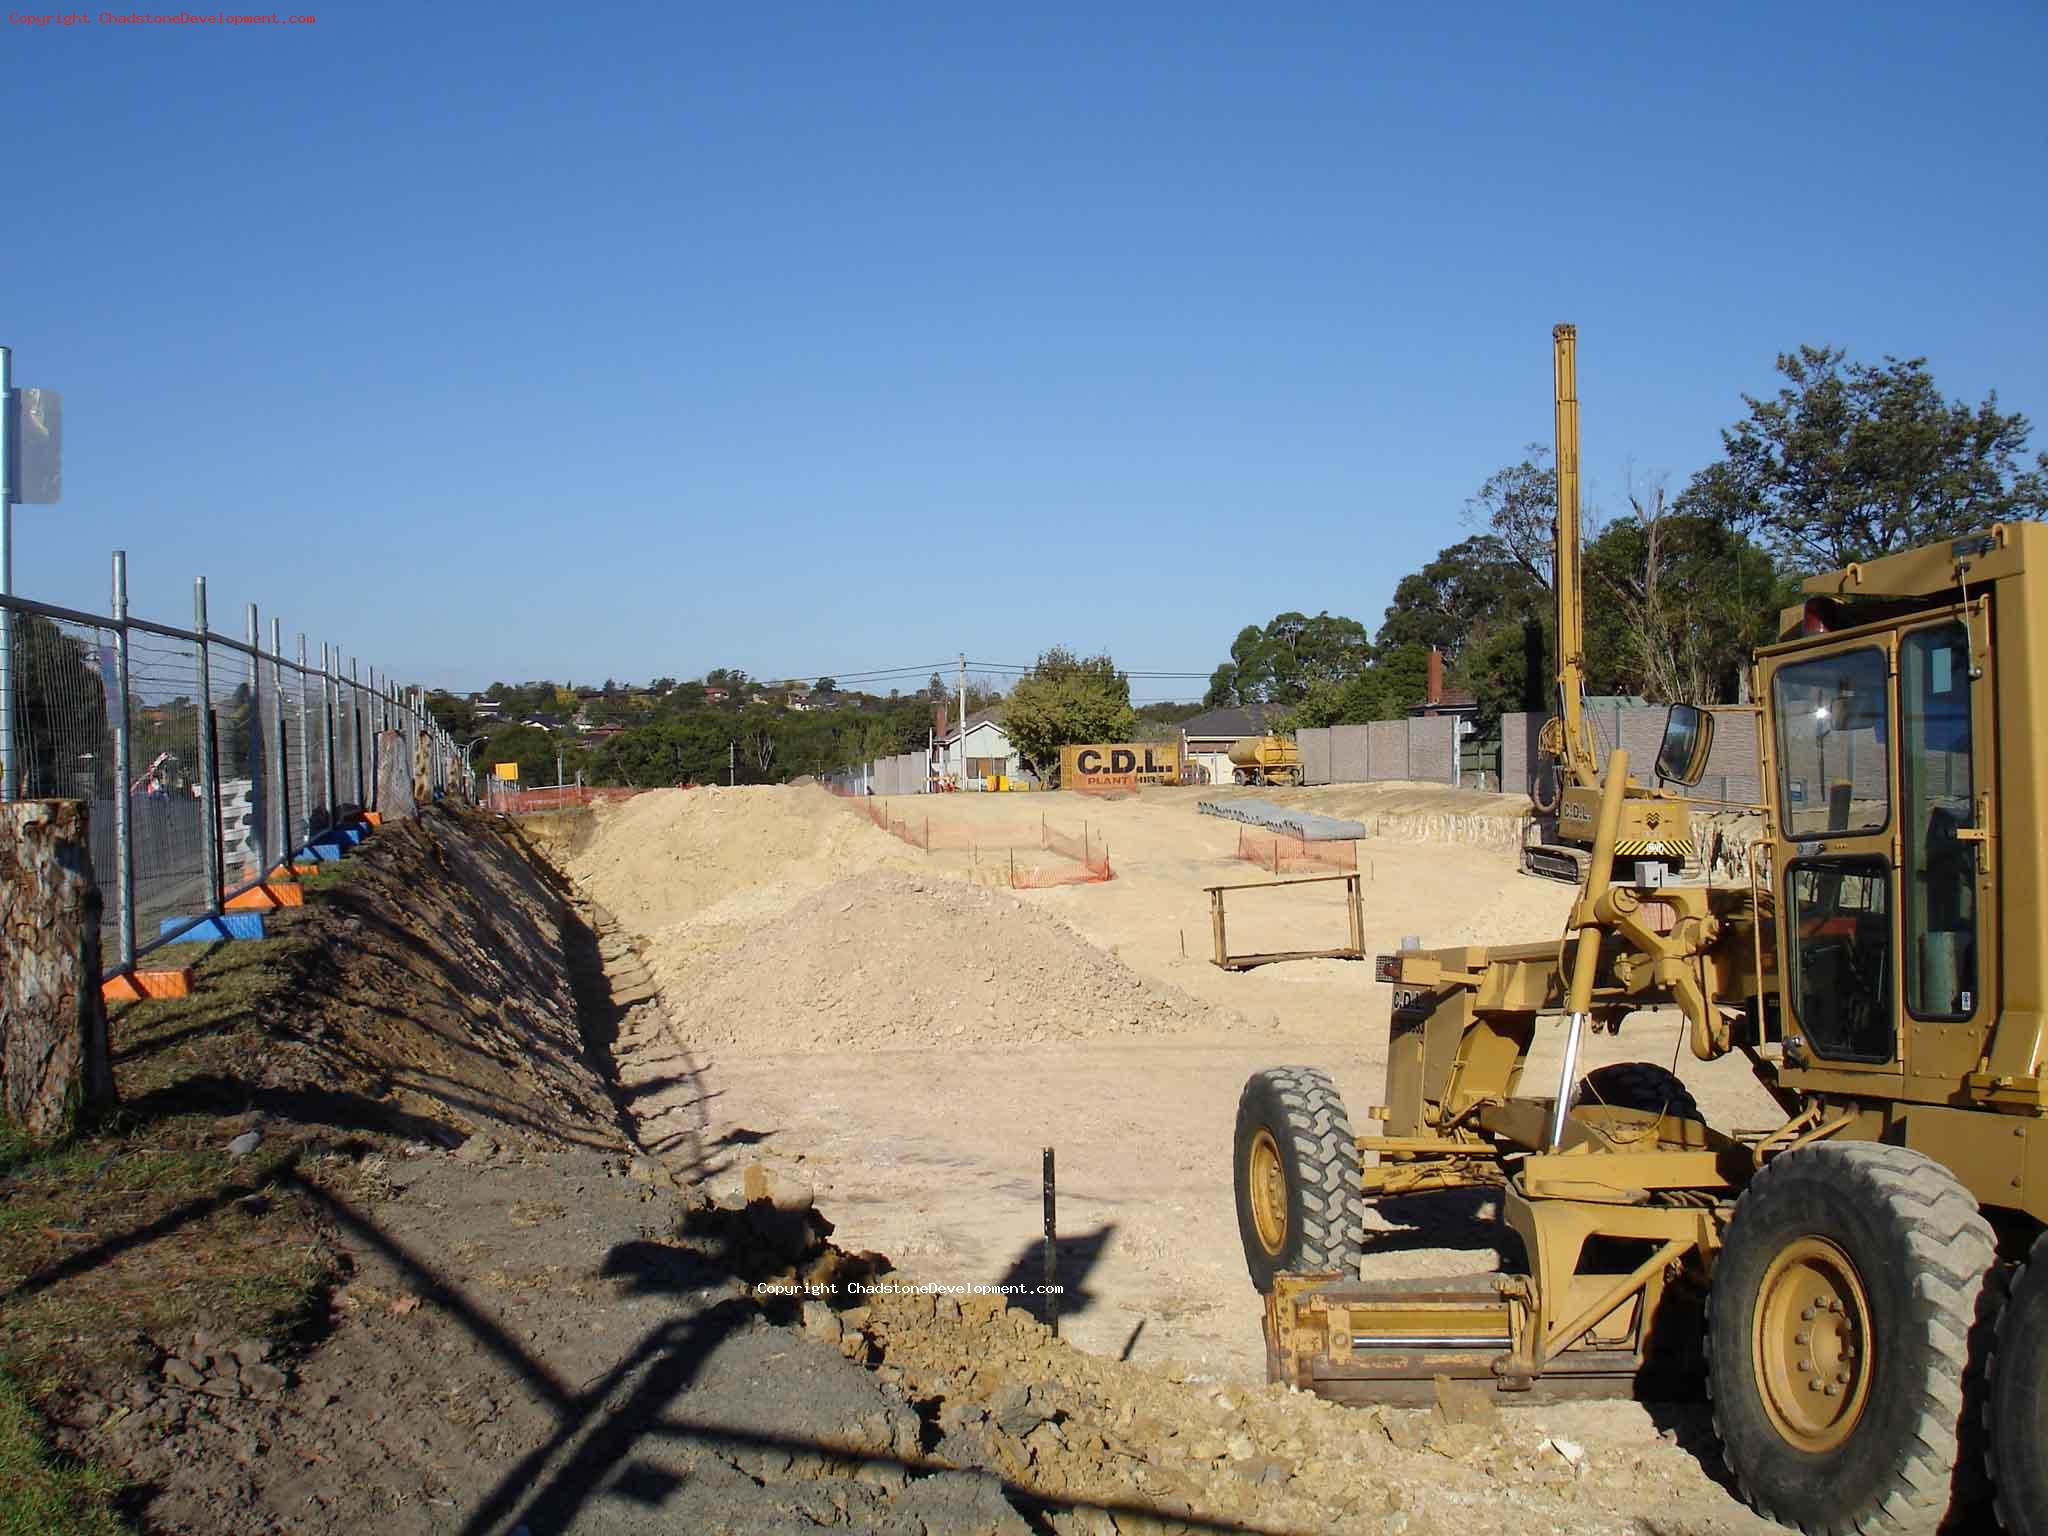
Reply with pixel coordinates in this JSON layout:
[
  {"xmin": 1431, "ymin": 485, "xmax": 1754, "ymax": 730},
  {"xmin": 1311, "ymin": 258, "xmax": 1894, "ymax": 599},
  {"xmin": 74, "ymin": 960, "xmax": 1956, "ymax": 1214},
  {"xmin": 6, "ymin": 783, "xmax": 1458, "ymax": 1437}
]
[
  {"xmin": 729, "ymin": 739, "xmax": 736, "ymax": 787},
  {"xmin": 957, "ymin": 651, "xmax": 967, "ymax": 787}
]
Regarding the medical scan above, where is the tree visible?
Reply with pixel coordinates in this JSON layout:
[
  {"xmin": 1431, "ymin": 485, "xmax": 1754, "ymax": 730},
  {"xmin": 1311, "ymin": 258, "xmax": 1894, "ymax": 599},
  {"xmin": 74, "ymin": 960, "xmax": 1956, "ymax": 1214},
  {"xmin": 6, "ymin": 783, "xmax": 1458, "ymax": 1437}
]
[
  {"xmin": 1376, "ymin": 535, "xmax": 1544, "ymax": 660},
  {"xmin": 1457, "ymin": 615, "xmax": 1551, "ymax": 725},
  {"xmin": 481, "ymin": 724, "xmax": 561, "ymax": 785},
  {"xmin": 1277, "ymin": 642, "xmax": 1430, "ymax": 730},
  {"xmin": 1465, "ymin": 447, "xmax": 1558, "ymax": 590},
  {"xmin": 426, "ymin": 690, "xmax": 478, "ymax": 738},
  {"xmin": 1204, "ymin": 612, "xmax": 1372, "ymax": 706},
  {"xmin": 814, "ymin": 676, "xmax": 837, "ymax": 696},
  {"xmin": 1585, "ymin": 481, "xmax": 1788, "ymax": 704},
  {"xmin": 1680, "ymin": 345, "xmax": 2048, "ymax": 569},
  {"xmin": 1000, "ymin": 648, "xmax": 1135, "ymax": 783}
]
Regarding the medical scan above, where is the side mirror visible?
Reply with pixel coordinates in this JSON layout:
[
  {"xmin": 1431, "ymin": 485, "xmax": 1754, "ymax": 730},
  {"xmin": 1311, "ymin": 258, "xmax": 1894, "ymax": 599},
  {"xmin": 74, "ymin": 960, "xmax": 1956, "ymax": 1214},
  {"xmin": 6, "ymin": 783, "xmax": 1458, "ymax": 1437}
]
[{"xmin": 1655, "ymin": 704, "xmax": 1714, "ymax": 786}]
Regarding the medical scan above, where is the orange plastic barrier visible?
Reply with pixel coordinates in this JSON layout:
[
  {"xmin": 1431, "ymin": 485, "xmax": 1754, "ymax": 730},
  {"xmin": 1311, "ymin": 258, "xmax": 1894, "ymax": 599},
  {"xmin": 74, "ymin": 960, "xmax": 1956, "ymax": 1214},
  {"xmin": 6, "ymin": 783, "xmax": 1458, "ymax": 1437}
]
[
  {"xmin": 839, "ymin": 794, "xmax": 1112, "ymax": 886},
  {"xmin": 489, "ymin": 785, "xmax": 644, "ymax": 814},
  {"xmin": 1236, "ymin": 827, "xmax": 1358, "ymax": 875}
]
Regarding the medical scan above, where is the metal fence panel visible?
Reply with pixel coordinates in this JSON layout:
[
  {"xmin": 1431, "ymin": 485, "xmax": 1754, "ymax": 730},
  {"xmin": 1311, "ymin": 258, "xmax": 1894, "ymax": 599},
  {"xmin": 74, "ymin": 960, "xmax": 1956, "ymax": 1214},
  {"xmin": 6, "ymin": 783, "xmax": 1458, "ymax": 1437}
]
[
  {"xmin": 1, "ymin": 556, "xmax": 459, "ymax": 972},
  {"xmin": 5, "ymin": 608, "xmax": 116, "ymax": 945},
  {"xmin": 123, "ymin": 628, "xmax": 209, "ymax": 948}
]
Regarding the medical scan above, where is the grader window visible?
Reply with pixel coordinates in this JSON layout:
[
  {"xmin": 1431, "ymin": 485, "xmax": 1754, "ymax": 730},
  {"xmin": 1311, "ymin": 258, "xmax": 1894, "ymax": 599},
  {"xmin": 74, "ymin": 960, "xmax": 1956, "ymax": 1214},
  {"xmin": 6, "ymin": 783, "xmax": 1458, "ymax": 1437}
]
[
  {"xmin": 1787, "ymin": 858, "xmax": 1895, "ymax": 1063},
  {"xmin": 1773, "ymin": 648, "xmax": 1891, "ymax": 837},
  {"xmin": 1901, "ymin": 623, "xmax": 1978, "ymax": 1020}
]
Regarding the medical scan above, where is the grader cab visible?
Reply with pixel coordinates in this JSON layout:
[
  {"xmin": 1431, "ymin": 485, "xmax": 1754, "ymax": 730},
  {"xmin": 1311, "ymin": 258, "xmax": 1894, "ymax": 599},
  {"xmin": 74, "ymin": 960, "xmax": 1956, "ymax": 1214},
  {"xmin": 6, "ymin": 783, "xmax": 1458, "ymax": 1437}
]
[{"xmin": 1233, "ymin": 513, "xmax": 2048, "ymax": 1533}]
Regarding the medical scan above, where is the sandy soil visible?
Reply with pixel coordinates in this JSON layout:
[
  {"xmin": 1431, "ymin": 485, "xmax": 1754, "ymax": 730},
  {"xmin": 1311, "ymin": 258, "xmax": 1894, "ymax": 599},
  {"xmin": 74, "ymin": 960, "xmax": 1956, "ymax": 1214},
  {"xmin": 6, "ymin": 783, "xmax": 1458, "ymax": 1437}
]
[{"xmin": 570, "ymin": 783, "xmax": 1789, "ymax": 1530}]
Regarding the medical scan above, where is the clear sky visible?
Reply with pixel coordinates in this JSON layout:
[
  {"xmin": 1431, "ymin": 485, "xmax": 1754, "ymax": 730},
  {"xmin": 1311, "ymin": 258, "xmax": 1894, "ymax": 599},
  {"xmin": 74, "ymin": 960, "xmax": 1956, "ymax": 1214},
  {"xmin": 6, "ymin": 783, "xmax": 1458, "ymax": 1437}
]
[{"xmin": 6, "ymin": 0, "xmax": 2043, "ymax": 702}]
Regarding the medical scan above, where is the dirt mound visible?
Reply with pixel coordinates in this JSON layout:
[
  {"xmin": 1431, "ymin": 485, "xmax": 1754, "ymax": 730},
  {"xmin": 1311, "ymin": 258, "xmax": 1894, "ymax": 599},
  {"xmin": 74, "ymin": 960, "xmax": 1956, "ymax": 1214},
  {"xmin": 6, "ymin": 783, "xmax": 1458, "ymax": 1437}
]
[
  {"xmin": 565, "ymin": 785, "xmax": 918, "ymax": 938},
  {"xmin": 660, "ymin": 870, "xmax": 1252, "ymax": 1053}
]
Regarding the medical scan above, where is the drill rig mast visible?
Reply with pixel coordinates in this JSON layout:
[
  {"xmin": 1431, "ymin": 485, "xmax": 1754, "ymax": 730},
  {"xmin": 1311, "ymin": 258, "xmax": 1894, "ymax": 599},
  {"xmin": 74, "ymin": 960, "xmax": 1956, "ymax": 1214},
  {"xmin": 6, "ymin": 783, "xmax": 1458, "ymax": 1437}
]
[{"xmin": 1522, "ymin": 324, "xmax": 1698, "ymax": 881}]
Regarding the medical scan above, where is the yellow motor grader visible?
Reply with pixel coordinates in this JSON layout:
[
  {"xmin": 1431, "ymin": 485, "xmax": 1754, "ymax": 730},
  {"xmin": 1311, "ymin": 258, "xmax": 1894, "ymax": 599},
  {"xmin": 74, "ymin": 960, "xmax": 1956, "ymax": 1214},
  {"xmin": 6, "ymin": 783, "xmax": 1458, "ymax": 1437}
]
[{"xmin": 1233, "ymin": 398, "xmax": 2048, "ymax": 1532}]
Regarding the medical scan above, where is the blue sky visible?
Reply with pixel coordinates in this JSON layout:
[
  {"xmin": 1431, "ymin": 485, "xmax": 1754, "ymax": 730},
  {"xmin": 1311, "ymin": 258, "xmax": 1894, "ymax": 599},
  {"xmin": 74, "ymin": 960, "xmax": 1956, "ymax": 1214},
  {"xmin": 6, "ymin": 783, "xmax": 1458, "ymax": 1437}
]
[{"xmin": 6, "ymin": 0, "xmax": 2044, "ymax": 702}]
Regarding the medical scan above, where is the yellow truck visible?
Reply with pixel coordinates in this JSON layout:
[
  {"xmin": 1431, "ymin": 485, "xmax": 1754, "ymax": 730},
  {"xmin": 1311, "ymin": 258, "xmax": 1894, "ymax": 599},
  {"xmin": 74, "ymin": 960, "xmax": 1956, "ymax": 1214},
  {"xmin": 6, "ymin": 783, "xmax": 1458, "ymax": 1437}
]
[{"xmin": 1228, "ymin": 735, "xmax": 1302, "ymax": 787}]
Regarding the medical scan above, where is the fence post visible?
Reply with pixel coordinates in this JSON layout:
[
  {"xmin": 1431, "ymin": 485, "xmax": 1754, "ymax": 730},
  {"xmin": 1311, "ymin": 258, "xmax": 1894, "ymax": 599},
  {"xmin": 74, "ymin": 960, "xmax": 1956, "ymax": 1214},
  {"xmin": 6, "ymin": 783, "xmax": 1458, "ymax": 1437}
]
[
  {"xmin": 271, "ymin": 617, "xmax": 289, "ymax": 858},
  {"xmin": 350, "ymin": 658, "xmax": 364, "ymax": 809},
  {"xmin": 296, "ymin": 634, "xmax": 315, "ymax": 837},
  {"xmin": 321, "ymin": 641, "xmax": 338, "ymax": 826},
  {"xmin": 110, "ymin": 551, "xmax": 135, "ymax": 972},
  {"xmin": 246, "ymin": 604, "xmax": 267, "ymax": 880},
  {"xmin": 194, "ymin": 578, "xmax": 223, "ymax": 914}
]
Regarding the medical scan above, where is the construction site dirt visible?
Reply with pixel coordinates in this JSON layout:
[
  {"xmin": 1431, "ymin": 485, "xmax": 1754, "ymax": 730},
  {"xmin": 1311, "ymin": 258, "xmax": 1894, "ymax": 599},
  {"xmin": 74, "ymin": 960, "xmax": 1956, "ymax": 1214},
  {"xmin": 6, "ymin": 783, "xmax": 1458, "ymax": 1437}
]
[
  {"xmin": 564, "ymin": 782, "xmax": 1789, "ymax": 1532},
  {"xmin": 22, "ymin": 791, "xmax": 1790, "ymax": 1533}
]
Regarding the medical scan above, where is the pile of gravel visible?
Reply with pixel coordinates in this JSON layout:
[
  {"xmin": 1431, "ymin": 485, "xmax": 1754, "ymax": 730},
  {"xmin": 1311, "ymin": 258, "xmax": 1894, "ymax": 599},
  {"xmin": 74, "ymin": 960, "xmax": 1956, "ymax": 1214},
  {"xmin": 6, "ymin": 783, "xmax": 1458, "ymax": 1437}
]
[{"xmin": 663, "ymin": 870, "xmax": 1242, "ymax": 1053}]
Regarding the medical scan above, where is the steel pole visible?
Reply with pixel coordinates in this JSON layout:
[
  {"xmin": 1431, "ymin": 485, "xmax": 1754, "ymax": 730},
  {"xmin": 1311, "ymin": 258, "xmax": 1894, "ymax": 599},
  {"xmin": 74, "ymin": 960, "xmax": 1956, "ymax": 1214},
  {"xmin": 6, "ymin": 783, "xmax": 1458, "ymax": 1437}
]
[
  {"xmin": 350, "ymin": 658, "xmax": 363, "ymax": 809},
  {"xmin": 0, "ymin": 345, "xmax": 15, "ymax": 801},
  {"xmin": 246, "ymin": 603, "xmax": 266, "ymax": 878},
  {"xmin": 321, "ymin": 641, "xmax": 338, "ymax": 826},
  {"xmin": 194, "ymin": 578, "xmax": 222, "ymax": 913},
  {"xmin": 111, "ymin": 551, "xmax": 135, "ymax": 969},
  {"xmin": 271, "ymin": 617, "xmax": 288, "ymax": 856},
  {"xmin": 295, "ymin": 634, "xmax": 313, "ymax": 837}
]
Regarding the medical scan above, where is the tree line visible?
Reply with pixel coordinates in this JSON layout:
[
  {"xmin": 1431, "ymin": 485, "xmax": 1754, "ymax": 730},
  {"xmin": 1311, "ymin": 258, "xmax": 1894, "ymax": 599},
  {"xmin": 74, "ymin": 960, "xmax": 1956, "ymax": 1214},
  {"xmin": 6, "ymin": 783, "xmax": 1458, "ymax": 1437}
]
[
  {"xmin": 1204, "ymin": 343, "xmax": 2047, "ymax": 729},
  {"xmin": 420, "ymin": 340, "xmax": 2043, "ymax": 791}
]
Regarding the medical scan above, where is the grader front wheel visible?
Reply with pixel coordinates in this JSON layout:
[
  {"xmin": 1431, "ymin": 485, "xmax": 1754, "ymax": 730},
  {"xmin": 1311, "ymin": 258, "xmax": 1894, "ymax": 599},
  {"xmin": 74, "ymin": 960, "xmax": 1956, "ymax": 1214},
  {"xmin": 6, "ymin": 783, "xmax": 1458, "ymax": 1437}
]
[
  {"xmin": 1232, "ymin": 1067, "xmax": 1365, "ymax": 1293},
  {"xmin": 1707, "ymin": 1142, "xmax": 1996, "ymax": 1534}
]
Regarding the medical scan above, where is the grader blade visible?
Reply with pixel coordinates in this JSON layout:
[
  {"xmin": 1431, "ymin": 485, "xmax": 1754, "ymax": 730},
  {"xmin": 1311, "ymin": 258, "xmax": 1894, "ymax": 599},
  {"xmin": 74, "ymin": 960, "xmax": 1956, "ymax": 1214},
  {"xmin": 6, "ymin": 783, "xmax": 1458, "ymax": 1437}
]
[{"xmin": 1265, "ymin": 1271, "xmax": 1649, "ymax": 1407}]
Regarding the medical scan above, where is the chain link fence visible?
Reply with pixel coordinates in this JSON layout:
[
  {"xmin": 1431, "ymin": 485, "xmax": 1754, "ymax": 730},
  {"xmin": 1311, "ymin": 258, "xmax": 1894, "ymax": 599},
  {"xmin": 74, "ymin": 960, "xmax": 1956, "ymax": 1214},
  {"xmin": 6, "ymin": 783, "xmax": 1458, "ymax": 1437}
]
[{"xmin": 2, "ymin": 551, "xmax": 464, "ymax": 974}]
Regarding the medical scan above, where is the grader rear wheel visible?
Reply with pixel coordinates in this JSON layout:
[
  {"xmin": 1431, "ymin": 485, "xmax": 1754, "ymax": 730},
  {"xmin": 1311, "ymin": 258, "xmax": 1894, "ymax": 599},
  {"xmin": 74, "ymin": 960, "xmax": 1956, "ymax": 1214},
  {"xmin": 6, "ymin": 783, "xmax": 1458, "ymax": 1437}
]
[
  {"xmin": 1989, "ymin": 1229, "xmax": 2048, "ymax": 1534},
  {"xmin": 1577, "ymin": 1061, "xmax": 1701, "ymax": 1124},
  {"xmin": 1232, "ymin": 1067, "xmax": 1365, "ymax": 1293},
  {"xmin": 1707, "ymin": 1142, "xmax": 1996, "ymax": 1534}
]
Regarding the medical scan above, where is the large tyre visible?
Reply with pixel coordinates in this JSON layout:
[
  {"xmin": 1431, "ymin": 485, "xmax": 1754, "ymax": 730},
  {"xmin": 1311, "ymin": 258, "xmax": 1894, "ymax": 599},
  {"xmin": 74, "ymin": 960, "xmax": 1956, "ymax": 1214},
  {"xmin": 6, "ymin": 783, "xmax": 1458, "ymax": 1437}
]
[
  {"xmin": 1577, "ymin": 1061, "xmax": 1702, "ymax": 1124},
  {"xmin": 1233, "ymin": 1067, "xmax": 1365, "ymax": 1293},
  {"xmin": 1707, "ymin": 1142, "xmax": 1996, "ymax": 1535},
  {"xmin": 1990, "ymin": 1229, "xmax": 2048, "ymax": 1534}
]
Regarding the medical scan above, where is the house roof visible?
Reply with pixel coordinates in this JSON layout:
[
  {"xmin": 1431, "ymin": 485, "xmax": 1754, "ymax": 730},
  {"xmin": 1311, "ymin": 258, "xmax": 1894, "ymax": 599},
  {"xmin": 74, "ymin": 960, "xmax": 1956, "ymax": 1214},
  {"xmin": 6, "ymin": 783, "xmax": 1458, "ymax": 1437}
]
[
  {"xmin": 1410, "ymin": 687, "xmax": 1480, "ymax": 715},
  {"xmin": 940, "ymin": 707, "xmax": 1007, "ymax": 744},
  {"xmin": 1175, "ymin": 704, "xmax": 1269, "ymax": 740}
]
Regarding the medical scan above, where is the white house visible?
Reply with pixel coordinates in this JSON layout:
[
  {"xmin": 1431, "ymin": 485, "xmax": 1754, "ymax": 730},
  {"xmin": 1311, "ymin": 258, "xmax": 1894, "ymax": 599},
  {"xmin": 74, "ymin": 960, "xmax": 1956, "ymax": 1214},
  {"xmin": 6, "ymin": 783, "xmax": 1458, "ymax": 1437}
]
[{"xmin": 936, "ymin": 708, "xmax": 1029, "ymax": 789}]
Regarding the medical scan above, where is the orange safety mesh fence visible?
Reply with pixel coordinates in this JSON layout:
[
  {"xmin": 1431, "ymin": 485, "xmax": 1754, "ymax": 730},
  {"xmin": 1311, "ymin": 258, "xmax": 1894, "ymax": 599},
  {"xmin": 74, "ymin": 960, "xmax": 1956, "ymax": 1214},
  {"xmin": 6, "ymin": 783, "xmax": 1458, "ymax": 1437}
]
[
  {"xmin": 488, "ymin": 784, "xmax": 645, "ymax": 814},
  {"xmin": 1236, "ymin": 827, "xmax": 1357, "ymax": 874},
  {"xmin": 835, "ymin": 792, "xmax": 1111, "ymax": 886}
]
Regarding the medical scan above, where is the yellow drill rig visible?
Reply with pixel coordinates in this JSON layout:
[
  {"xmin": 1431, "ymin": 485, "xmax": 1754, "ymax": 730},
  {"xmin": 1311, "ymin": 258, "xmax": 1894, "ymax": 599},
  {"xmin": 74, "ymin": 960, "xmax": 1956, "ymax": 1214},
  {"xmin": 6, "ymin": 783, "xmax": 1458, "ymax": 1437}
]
[
  {"xmin": 1233, "ymin": 333, "xmax": 2047, "ymax": 1534},
  {"xmin": 1523, "ymin": 324, "xmax": 1697, "ymax": 882}
]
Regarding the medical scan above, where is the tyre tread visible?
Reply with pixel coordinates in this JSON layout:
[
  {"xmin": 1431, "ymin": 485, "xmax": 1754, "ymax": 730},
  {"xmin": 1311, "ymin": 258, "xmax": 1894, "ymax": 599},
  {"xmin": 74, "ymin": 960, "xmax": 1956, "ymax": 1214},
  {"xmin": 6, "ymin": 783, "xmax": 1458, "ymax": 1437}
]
[
  {"xmin": 1239, "ymin": 1065, "xmax": 1366, "ymax": 1273},
  {"xmin": 1987, "ymin": 1228, "xmax": 2048, "ymax": 1536},
  {"xmin": 1706, "ymin": 1140, "xmax": 1994, "ymax": 1536}
]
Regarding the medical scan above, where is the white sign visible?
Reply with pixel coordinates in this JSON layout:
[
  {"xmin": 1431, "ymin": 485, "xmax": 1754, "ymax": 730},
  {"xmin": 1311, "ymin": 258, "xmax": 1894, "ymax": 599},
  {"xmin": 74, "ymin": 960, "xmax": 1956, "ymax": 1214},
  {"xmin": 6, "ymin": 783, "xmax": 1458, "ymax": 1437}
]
[{"xmin": 11, "ymin": 388, "xmax": 61, "ymax": 504}]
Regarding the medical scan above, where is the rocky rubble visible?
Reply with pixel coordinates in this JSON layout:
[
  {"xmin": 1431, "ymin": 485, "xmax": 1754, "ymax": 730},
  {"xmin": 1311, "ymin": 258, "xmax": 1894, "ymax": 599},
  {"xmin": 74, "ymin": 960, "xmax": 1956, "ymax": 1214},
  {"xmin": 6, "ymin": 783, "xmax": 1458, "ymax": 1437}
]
[{"xmin": 653, "ymin": 1174, "xmax": 1744, "ymax": 1536}]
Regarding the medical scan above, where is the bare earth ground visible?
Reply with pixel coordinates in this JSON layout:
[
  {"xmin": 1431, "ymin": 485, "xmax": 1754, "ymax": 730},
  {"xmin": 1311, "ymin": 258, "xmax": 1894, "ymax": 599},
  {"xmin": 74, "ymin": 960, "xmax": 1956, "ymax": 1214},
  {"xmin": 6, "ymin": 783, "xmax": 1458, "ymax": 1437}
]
[
  {"xmin": 8, "ymin": 793, "xmax": 1791, "ymax": 1533},
  {"xmin": 566, "ymin": 783, "xmax": 1789, "ymax": 1533}
]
